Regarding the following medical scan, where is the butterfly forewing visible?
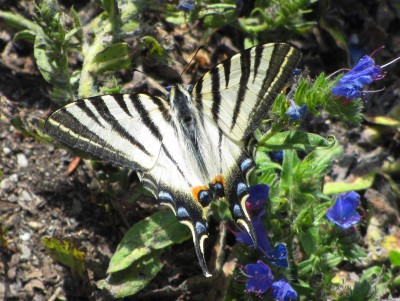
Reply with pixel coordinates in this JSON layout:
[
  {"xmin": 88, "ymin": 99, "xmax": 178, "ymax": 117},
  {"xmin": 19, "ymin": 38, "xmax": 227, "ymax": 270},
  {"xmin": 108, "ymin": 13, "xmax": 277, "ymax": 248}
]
[
  {"xmin": 193, "ymin": 43, "xmax": 301, "ymax": 142},
  {"xmin": 45, "ymin": 94, "xmax": 172, "ymax": 170}
]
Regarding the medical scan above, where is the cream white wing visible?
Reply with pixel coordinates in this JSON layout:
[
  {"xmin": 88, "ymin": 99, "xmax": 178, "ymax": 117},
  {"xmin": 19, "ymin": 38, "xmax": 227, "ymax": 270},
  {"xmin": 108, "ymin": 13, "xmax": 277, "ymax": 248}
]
[
  {"xmin": 192, "ymin": 43, "xmax": 302, "ymax": 142},
  {"xmin": 45, "ymin": 94, "xmax": 170, "ymax": 171}
]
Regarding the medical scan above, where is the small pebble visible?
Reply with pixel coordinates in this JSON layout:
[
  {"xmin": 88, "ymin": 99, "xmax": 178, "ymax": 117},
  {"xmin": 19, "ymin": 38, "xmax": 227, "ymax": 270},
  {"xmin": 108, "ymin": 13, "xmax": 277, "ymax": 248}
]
[
  {"xmin": 0, "ymin": 178, "xmax": 16, "ymax": 192},
  {"xmin": 3, "ymin": 147, "xmax": 11, "ymax": 155},
  {"xmin": 19, "ymin": 244, "xmax": 32, "ymax": 261},
  {"xmin": 19, "ymin": 190, "xmax": 33, "ymax": 202},
  {"xmin": 28, "ymin": 221, "xmax": 42, "ymax": 230},
  {"xmin": 9, "ymin": 174, "xmax": 19, "ymax": 182},
  {"xmin": 17, "ymin": 153, "xmax": 28, "ymax": 168},
  {"xmin": 20, "ymin": 232, "xmax": 32, "ymax": 241}
]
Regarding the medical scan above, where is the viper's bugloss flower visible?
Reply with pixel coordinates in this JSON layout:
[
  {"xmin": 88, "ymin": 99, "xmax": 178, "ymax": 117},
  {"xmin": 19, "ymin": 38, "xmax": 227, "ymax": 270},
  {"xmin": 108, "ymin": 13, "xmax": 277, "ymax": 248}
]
[
  {"xmin": 235, "ymin": 214, "xmax": 288, "ymax": 268},
  {"xmin": 269, "ymin": 150, "xmax": 284, "ymax": 163},
  {"xmin": 326, "ymin": 191, "xmax": 361, "ymax": 229},
  {"xmin": 272, "ymin": 279, "xmax": 298, "ymax": 301},
  {"xmin": 285, "ymin": 99, "xmax": 307, "ymax": 121},
  {"xmin": 331, "ymin": 55, "xmax": 383, "ymax": 99},
  {"xmin": 246, "ymin": 184, "xmax": 270, "ymax": 213},
  {"xmin": 236, "ymin": 212, "xmax": 272, "ymax": 252},
  {"xmin": 177, "ymin": 0, "xmax": 195, "ymax": 11},
  {"xmin": 267, "ymin": 243, "xmax": 288, "ymax": 269},
  {"xmin": 245, "ymin": 260, "xmax": 274, "ymax": 297}
]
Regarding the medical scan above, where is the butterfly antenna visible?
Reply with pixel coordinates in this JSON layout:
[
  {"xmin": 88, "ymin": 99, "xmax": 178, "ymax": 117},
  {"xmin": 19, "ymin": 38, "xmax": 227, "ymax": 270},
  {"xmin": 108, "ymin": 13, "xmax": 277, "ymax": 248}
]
[{"xmin": 180, "ymin": 46, "xmax": 206, "ymax": 78}]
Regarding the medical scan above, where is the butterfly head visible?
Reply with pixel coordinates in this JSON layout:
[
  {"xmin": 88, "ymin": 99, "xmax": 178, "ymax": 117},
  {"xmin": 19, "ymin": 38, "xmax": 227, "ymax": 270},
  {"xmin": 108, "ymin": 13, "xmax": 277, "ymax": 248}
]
[{"xmin": 169, "ymin": 84, "xmax": 197, "ymax": 132}]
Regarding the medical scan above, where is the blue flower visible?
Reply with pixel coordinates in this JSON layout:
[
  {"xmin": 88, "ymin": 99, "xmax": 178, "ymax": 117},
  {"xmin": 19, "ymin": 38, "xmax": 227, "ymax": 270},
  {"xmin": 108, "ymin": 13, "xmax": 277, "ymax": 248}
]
[
  {"xmin": 177, "ymin": 0, "xmax": 195, "ymax": 11},
  {"xmin": 331, "ymin": 55, "xmax": 382, "ymax": 99},
  {"xmin": 235, "ymin": 214, "xmax": 288, "ymax": 268},
  {"xmin": 285, "ymin": 99, "xmax": 307, "ymax": 121},
  {"xmin": 245, "ymin": 260, "xmax": 274, "ymax": 297},
  {"xmin": 246, "ymin": 184, "xmax": 270, "ymax": 213},
  {"xmin": 236, "ymin": 212, "xmax": 272, "ymax": 253},
  {"xmin": 326, "ymin": 191, "xmax": 361, "ymax": 229},
  {"xmin": 267, "ymin": 243, "xmax": 288, "ymax": 269},
  {"xmin": 272, "ymin": 279, "xmax": 298, "ymax": 301},
  {"xmin": 269, "ymin": 150, "xmax": 284, "ymax": 163}
]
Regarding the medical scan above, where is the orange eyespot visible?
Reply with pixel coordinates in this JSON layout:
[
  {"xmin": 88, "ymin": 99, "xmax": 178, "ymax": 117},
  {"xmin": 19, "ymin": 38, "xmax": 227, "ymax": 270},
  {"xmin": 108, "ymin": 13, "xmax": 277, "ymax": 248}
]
[
  {"xmin": 212, "ymin": 175, "xmax": 225, "ymax": 188},
  {"xmin": 191, "ymin": 186, "xmax": 209, "ymax": 203}
]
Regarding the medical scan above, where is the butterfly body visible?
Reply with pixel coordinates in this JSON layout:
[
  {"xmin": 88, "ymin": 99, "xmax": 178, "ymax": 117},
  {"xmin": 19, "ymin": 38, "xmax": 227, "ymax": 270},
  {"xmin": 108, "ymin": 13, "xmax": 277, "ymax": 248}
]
[{"xmin": 45, "ymin": 43, "xmax": 301, "ymax": 277}]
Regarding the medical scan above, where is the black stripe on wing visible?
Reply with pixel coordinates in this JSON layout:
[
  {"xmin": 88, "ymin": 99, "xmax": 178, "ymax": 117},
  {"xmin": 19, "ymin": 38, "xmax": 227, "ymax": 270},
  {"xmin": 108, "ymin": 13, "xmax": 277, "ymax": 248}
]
[
  {"xmin": 90, "ymin": 96, "xmax": 151, "ymax": 156},
  {"xmin": 113, "ymin": 94, "xmax": 132, "ymax": 117},
  {"xmin": 129, "ymin": 94, "xmax": 163, "ymax": 141},
  {"xmin": 230, "ymin": 48, "xmax": 251, "ymax": 131},
  {"xmin": 45, "ymin": 106, "xmax": 144, "ymax": 170},
  {"xmin": 252, "ymin": 44, "xmax": 264, "ymax": 84},
  {"xmin": 223, "ymin": 58, "xmax": 231, "ymax": 88},
  {"xmin": 244, "ymin": 43, "xmax": 301, "ymax": 138},
  {"xmin": 76, "ymin": 99, "xmax": 103, "ymax": 127},
  {"xmin": 211, "ymin": 68, "xmax": 221, "ymax": 124}
]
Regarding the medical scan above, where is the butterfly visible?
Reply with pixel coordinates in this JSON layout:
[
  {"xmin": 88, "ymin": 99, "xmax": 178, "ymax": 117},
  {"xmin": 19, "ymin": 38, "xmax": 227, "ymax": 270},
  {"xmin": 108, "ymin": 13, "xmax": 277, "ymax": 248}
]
[{"xmin": 44, "ymin": 42, "xmax": 301, "ymax": 276}]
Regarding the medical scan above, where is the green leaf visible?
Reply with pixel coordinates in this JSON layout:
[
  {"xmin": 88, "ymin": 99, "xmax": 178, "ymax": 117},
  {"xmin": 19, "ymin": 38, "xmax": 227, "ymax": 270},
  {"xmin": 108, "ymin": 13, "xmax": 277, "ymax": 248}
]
[
  {"xmin": 42, "ymin": 236, "xmax": 86, "ymax": 277},
  {"xmin": 98, "ymin": 252, "xmax": 163, "ymax": 298},
  {"xmin": 107, "ymin": 210, "xmax": 190, "ymax": 273},
  {"xmin": 211, "ymin": 198, "xmax": 233, "ymax": 222},
  {"xmin": 70, "ymin": 7, "xmax": 83, "ymax": 43},
  {"xmin": 139, "ymin": 36, "xmax": 167, "ymax": 63},
  {"xmin": 101, "ymin": 0, "xmax": 117, "ymax": 19},
  {"xmin": 116, "ymin": 0, "xmax": 140, "ymax": 32},
  {"xmin": 0, "ymin": 10, "xmax": 43, "ymax": 33},
  {"xmin": 33, "ymin": 35, "xmax": 70, "ymax": 92},
  {"xmin": 164, "ymin": 10, "xmax": 190, "ymax": 25},
  {"xmin": 280, "ymin": 149, "xmax": 299, "ymax": 195},
  {"xmin": 298, "ymin": 230, "xmax": 316, "ymax": 256},
  {"xmin": 323, "ymin": 172, "xmax": 376, "ymax": 195},
  {"xmin": 324, "ymin": 252, "xmax": 343, "ymax": 268},
  {"xmin": 389, "ymin": 250, "xmax": 400, "ymax": 267},
  {"xmin": 92, "ymin": 42, "xmax": 131, "ymax": 74},
  {"xmin": 364, "ymin": 115, "xmax": 400, "ymax": 127},
  {"xmin": 13, "ymin": 30, "xmax": 36, "ymax": 42},
  {"xmin": 259, "ymin": 131, "xmax": 331, "ymax": 152},
  {"xmin": 199, "ymin": 4, "xmax": 237, "ymax": 28},
  {"xmin": 359, "ymin": 266, "xmax": 382, "ymax": 282}
]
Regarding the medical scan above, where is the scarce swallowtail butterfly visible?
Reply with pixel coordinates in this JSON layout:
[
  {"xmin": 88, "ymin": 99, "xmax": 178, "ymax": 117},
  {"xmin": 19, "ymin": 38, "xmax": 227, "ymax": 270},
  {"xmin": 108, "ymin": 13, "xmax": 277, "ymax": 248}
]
[{"xmin": 44, "ymin": 43, "xmax": 301, "ymax": 277}]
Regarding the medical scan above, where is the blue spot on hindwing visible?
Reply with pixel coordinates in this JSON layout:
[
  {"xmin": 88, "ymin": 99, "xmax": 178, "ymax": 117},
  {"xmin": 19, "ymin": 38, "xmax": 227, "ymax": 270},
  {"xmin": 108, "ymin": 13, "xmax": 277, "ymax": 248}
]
[
  {"xmin": 177, "ymin": 207, "xmax": 190, "ymax": 218},
  {"xmin": 195, "ymin": 222, "xmax": 208, "ymax": 235},
  {"xmin": 211, "ymin": 182, "xmax": 224, "ymax": 198},
  {"xmin": 236, "ymin": 182, "xmax": 248, "ymax": 197},
  {"xmin": 199, "ymin": 190, "xmax": 211, "ymax": 207},
  {"xmin": 233, "ymin": 204, "xmax": 242, "ymax": 217},
  {"xmin": 159, "ymin": 191, "xmax": 175, "ymax": 205},
  {"xmin": 240, "ymin": 158, "xmax": 253, "ymax": 173}
]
